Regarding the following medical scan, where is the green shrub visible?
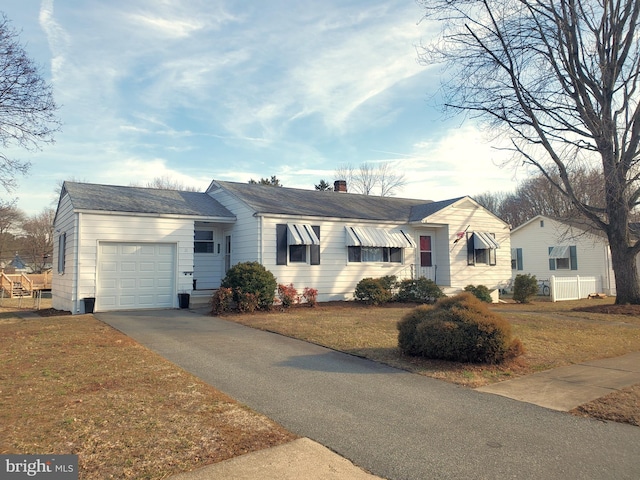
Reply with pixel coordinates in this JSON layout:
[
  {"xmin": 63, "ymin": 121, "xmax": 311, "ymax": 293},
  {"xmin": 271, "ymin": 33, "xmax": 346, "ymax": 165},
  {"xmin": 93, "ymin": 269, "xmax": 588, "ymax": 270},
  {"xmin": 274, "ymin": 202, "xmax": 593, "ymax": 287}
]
[
  {"xmin": 395, "ymin": 277, "xmax": 444, "ymax": 304},
  {"xmin": 378, "ymin": 275, "xmax": 398, "ymax": 291},
  {"xmin": 221, "ymin": 261, "xmax": 277, "ymax": 311},
  {"xmin": 354, "ymin": 277, "xmax": 392, "ymax": 305},
  {"xmin": 464, "ymin": 284, "xmax": 493, "ymax": 303},
  {"xmin": 397, "ymin": 292, "xmax": 524, "ymax": 364},
  {"xmin": 513, "ymin": 274, "xmax": 538, "ymax": 303}
]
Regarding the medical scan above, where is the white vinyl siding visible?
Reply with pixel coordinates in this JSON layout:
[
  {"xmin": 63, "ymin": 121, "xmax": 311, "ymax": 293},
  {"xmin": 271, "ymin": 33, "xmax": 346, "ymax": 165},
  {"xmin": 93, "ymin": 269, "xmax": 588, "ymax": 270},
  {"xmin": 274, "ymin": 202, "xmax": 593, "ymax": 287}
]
[
  {"xmin": 510, "ymin": 216, "xmax": 615, "ymax": 295},
  {"xmin": 423, "ymin": 198, "xmax": 511, "ymax": 292},
  {"xmin": 52, "ymin": 194, "xmax": 77, "ymax": 313},
  {"xmin": 55, "ymin": 208, "xmax": 195, "ymax": 313}
]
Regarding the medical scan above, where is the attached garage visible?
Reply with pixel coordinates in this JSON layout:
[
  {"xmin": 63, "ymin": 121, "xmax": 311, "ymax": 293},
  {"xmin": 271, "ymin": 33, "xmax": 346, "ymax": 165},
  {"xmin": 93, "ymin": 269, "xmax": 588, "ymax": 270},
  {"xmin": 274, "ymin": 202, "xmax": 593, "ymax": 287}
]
[{"xmin": 96, "ymin": 242, "xmax": 176, "ymax": 311}]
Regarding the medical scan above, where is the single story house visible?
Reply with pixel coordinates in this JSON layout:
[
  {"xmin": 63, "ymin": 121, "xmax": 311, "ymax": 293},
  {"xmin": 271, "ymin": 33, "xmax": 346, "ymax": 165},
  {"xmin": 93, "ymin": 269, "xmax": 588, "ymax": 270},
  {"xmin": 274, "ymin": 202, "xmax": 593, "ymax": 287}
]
[
  {"xmin": 510, "ymin": 215, "xmax": 616, "ymax": 296},
  {"xmin": 52, "ymin": 180, "xmax": 512, "ymax": 313}
]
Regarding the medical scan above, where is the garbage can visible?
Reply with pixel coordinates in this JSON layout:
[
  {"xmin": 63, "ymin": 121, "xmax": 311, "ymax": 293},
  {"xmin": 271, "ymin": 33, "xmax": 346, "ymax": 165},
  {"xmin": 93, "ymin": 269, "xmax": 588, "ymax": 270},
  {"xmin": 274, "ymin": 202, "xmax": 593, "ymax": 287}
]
[
  {"xmin": 178, "ymin": 293, "xmax": 190, "ymax": 309},
  {"xmin": 83, "ymin": 297, "xmax": 95, "ymax": 313}
]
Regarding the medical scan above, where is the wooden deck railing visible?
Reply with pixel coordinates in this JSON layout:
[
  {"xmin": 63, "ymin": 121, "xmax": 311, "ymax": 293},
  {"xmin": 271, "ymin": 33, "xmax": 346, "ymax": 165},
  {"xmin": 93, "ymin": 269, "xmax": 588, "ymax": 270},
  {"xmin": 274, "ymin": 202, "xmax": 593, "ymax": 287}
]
[{"xmin": 0, "ymin": 272, "xmax": 51, "ymax": 298}]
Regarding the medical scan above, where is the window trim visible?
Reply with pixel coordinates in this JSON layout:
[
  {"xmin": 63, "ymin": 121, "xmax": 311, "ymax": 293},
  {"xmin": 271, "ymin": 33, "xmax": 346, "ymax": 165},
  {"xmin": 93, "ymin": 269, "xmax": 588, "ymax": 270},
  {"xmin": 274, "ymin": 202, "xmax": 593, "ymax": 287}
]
[
  {"xmin": 194, "ymin": 230, "xmax": 215, "ymax": 254},
  {"xmin": 467, "ymin": 232, "xmax": 498, "ymax": 266},
  {"xmin": 348, "ymin": 245, "xmax": 403, "ymax": 263},
  {"xmin": 276, "ymin": 224, "xmax": 321, "ymax": 265},
  {"xmin": 548, "ymin": 245, "xmax": 577, "ymax": 271}
]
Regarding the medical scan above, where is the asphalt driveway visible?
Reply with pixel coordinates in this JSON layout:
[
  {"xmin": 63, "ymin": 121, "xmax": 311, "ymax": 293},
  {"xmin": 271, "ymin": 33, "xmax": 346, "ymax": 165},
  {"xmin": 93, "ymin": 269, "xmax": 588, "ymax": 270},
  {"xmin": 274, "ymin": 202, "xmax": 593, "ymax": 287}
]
[{"xmin": 96, "ymin": 309, "xmax": 640, "ymax": 480}]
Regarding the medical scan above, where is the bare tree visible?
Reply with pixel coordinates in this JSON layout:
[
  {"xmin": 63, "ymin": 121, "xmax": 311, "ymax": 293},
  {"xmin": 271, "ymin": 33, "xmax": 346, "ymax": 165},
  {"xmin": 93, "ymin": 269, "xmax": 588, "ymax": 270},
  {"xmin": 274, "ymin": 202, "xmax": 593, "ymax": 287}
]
[
  {"xmin": 0, "ymin": 13, "xmax": 60, "ymax": 192},
  {"xmin": 0, "ymin": 199, "xmax": 23, "ymax": 261},
  {"xmin": 20, "ymin": 207, "xmax": 54, "ymax": 273},
  {"xmin": 476, "ymin": 169, "xmax": 606, "ymax": 228},
  {"xmin": 145, "ymin": 176, "xmax": 199, "ymax": 191},
  {"xmin": 377, "ymin": 162, "xmax": 407, "ymax": 197},
  {"xmin": 419, "ymin": 0, "xmax": 640, "ymax": 304},
  {"xmin": 334, "ymin": 162, "xmax": 406, "ymax": 196}
]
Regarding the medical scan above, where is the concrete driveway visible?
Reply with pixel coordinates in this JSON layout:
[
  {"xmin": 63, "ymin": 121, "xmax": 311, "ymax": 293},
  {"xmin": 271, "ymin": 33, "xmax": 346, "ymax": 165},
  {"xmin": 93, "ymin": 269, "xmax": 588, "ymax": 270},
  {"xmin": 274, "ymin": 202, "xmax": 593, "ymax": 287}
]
[{"xmin": 96, "ymin": 309, "xmax": 640, "ymax": 480}]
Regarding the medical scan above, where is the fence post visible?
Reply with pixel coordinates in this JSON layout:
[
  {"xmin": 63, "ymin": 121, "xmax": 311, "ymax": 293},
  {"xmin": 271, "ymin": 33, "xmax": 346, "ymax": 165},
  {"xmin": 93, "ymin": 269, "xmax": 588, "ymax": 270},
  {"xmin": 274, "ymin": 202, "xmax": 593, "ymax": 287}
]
[
  {"xmin": 551, "ymin": 275, "xmax": 556, "ymax": 302},
  {"xmin": 576, "ymin": 275, "xmax": 581, "ymax": 299}
]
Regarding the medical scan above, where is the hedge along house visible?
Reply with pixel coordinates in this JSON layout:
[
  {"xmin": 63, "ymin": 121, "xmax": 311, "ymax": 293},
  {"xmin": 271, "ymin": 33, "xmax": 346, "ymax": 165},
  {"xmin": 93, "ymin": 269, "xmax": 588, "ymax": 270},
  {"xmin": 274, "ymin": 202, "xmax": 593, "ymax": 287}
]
[{"xmin": 53, "ymin": 180, "xmax": 512, "ymax": 314}]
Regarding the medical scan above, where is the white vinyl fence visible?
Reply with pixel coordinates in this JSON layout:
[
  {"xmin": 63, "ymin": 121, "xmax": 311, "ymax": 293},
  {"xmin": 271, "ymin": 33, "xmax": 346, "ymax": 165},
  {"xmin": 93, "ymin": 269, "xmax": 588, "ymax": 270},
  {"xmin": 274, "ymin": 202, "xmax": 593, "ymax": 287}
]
[{"xmin": 550, "ymin": 275, "xmax": 602, "ymax": 302}]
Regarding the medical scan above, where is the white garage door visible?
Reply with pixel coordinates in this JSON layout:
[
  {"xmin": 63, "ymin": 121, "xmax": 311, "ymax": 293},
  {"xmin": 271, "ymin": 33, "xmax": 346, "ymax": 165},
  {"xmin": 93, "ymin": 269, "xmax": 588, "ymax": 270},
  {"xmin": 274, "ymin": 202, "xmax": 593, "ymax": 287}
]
[{"xmin": 97, "ymin": 243, "xmax": 176, "ymax": 311}]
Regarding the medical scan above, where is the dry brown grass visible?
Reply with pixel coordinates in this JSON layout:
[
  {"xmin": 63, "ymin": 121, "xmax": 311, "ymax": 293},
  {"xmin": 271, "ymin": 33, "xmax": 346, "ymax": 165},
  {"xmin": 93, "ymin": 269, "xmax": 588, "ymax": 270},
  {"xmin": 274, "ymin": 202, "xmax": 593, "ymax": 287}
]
[
  {"xmin": 0, "ymin": 302, "xmax": 296, "ymax": 479},
  {"xmin": 224, "ymin": 297, "xmax": 640, "ymax": 426},
  {"xmin": 226, "ymin": 298, "xmax": 640, "ymax": 387}
]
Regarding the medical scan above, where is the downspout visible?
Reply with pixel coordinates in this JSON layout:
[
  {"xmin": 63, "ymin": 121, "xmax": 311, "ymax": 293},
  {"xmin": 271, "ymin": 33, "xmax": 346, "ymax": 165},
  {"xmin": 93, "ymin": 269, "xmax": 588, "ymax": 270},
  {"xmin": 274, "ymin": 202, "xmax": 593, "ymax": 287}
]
[
  {"xmin": 74, "ymin": 212, "xmax": 81, "ymax": 313},
  {"xmin": 258, "ymin": 215, "xmax": 263, "ymax": 264}
]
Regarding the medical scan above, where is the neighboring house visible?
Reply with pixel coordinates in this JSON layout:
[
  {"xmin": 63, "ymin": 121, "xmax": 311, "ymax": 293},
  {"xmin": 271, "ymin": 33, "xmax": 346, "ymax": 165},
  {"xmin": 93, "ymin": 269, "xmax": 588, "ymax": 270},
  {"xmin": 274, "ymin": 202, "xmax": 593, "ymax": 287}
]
[
  {"xmin": 510, "ymin": 215, "xmax": 616, "ymax": 295},
  {"xmin": 52, "ymin": 180, "xmax": 512, "ymax": 314},
  {"xmin": 7, "ymin": 254, "xmax": 30, "ymax": 273}
]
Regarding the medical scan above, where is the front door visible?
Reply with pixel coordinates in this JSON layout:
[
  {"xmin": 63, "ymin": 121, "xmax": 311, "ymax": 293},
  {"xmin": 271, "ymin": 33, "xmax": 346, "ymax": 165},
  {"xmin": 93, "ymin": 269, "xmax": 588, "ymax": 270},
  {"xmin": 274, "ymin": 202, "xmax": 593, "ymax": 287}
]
[
  {"xmin": 193, "ymin": 227, "xmax": 223, "ymax": 290},
  {"xmin": 417, "ymin": 235, "xmax": 436, "ymax": 281}
]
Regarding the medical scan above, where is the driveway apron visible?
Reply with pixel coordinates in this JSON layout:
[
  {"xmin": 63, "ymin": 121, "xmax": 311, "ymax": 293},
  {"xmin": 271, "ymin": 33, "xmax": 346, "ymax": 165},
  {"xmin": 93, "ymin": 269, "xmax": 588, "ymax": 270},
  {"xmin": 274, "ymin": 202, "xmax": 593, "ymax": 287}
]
[{"xmin": 96, "ymin": 309, "xmax": 640, "ymax": 480}]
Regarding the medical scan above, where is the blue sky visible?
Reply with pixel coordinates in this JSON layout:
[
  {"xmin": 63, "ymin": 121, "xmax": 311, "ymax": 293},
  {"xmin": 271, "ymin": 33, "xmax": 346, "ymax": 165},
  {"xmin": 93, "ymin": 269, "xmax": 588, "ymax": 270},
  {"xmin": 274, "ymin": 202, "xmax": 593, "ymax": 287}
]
[{"xmin": 3, "ymin": 0, "xmax": 521, "ymax": 215}]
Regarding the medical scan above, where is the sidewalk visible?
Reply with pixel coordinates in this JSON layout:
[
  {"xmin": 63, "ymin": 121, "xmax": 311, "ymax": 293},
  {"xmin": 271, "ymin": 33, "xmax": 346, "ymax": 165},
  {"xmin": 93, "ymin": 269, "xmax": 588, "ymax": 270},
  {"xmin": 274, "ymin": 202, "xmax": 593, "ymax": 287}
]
[
  {"xmin": 169, "ymin": 351, "xmax": 640, "ymax": 479},
  {"xmin": 476, "ymin": 351, "xmax": 640, "ymax": 411},
  {"xmin": 168, "ymin": 438, "xmax": 383, "ymax": 480}
]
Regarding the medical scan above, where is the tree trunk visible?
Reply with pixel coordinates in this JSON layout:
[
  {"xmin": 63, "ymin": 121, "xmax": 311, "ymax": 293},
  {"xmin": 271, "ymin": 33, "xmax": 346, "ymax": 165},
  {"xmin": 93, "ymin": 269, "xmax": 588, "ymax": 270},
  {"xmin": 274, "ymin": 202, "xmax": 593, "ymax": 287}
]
[{"xmin": 608, "ymin": 235, "xmax": 640, "ymax": 304}]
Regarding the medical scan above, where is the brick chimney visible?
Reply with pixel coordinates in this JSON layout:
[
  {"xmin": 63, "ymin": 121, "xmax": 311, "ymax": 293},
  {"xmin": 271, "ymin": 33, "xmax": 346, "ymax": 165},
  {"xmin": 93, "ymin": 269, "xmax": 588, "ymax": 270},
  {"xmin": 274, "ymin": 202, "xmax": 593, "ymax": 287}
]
[{"xmin": 334, "ymin": 180, "xmax": 347, "ymax": 192}]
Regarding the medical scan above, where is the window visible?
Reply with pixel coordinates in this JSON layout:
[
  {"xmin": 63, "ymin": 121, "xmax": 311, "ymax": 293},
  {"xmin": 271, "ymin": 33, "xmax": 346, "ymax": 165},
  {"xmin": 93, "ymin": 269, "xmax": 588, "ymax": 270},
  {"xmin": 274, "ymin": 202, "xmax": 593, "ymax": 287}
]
[
  {"xmin": 511, "ymin": 248, "xmax": 523, "ymax": 270},
  {"xmin": 420, "ymin": 236, "xmax": 432, "ymax": 267},
  {"xmin": 57, "ymin": 233, "xmax": 66, "ymax": 274},
  {"xmin": 345, "ymin": 226, "xmax": 413, "ymax": 264},
  {"xmin": 467, "ymin": 232, "xmax": 498, "ymax": 266},
  {"xmin": 348, "ymin": 246, "xmax": 402, "ymax": 263},
  {"xmin": 276, "ymin": 224, "xmax": 320, "ymax": 265},
  {"xmin": 194, "ymin": 230, "xmax": 214, "ymax": 253},
  {"xmin": 548, "ymin": 245, "xmax": 577, "ymax": 270}
]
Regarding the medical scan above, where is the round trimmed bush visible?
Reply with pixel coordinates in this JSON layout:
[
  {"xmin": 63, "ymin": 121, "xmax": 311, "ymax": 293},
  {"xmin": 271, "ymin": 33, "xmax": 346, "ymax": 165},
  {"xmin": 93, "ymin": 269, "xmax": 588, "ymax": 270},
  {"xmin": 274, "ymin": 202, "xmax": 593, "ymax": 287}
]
[
  {"xmin": 220, "ymin": 261, "xmax": 277, "ymax": 311},
  {"xmin": 395, "ymin": 277, "xmax": 444, "ymax": 304},
  {"xmin": 354, "ymin": 277, "xmax": 392, "ymax": 305},
  {"xmin": 397, "ymin": 292, "xmax": 524, "ymax": 364}
]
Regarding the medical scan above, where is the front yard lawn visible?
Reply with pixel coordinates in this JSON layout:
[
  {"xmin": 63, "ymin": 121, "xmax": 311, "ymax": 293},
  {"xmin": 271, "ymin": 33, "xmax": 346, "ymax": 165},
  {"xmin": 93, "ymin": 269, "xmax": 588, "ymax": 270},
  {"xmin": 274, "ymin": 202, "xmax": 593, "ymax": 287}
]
[
  {"xmin": 0, "ymin": 305, "xmax": 296, "ymax": 479},
  {"xmin": 225, "ymin": 297, "xmax": 640, "ymax": 426}
]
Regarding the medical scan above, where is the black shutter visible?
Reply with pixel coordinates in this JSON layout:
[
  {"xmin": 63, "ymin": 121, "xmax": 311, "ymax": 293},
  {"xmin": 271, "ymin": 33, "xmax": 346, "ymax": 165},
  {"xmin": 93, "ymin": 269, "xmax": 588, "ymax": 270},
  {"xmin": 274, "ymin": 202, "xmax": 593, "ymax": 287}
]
[
  {"xmin": 310, "ymin": 226, "xmax": 320, "ymax": 265},
  {"xmin": 570, "ymin": 245, "xmax": 578, "ymax": 270},
  {"xmin": 516, "ymin": 248, "xmax": 523, "ymax": 270},
  {"xmin": 276, "ymin": 224, "xmax": 287, "ymax": 265},
  {"xmin": 548, "ymin": 247, "xmax": 555, "ymax": 270},
  {"xmin": 467, "ymin": 232, "xmax": 475, "ymax": 265}
]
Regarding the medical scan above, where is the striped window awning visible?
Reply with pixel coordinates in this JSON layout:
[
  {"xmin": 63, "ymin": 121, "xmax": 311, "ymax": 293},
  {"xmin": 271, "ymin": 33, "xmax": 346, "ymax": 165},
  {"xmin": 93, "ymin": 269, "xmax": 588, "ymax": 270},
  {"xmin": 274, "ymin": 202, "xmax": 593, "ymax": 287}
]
[
  {"xmin": 549, "ymin": 245, "xmax": 570, "ymax": 258},
  {"xmin": 345, "ymin": 226, "xmax": 416, "ymax": 248},
  {"xmin": 473, "ymin": 232, "xmax": 500, "ymax": 249},
  {"xmin": 287, "ymin": 224, "xmax": 320, "ymax": 245}
]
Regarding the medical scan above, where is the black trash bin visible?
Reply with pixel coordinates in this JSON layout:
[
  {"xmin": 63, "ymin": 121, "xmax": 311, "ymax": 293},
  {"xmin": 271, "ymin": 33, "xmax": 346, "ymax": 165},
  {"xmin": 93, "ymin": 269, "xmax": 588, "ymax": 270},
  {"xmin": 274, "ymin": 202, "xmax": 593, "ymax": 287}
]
[
  {"xmin": 178, "ymin": 293, "xmax": 190, "ymax": 309},
  {"xmin": 84, "ymin": 297, "xmax": 95, "ymax": 314}
]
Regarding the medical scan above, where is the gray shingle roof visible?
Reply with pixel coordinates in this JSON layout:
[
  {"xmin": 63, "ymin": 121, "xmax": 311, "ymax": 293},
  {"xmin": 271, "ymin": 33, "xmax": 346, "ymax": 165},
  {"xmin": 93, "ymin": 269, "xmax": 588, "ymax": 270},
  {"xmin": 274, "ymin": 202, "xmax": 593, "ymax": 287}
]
[
  {"xmin": 212, "ymin": 181, "xmax": 459, "ymax": 222},
  {"xmin": 62, "ymin": 182, "xmax": 235, "ymax": 218}
]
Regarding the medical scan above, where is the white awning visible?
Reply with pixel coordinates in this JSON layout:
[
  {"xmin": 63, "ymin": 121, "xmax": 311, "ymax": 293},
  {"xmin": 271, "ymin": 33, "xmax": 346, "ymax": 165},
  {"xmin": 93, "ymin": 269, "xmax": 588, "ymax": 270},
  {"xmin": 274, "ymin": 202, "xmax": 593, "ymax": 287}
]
[
  {"xmin": 345, "ymin": 226, "xmax": 416, "ymax": 248},
  {"xmin": 287, "ymin": 224, "xmax": 320, "ymax": 245},
  {"xmin": 549, "ymin": 245, "xmax": 570, "ymax": 259},
  {"xmin": 473, "ymin": 232, "xmax": 500, "ymax": 249}
]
